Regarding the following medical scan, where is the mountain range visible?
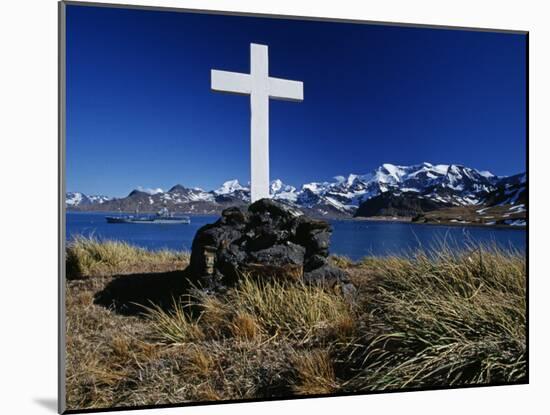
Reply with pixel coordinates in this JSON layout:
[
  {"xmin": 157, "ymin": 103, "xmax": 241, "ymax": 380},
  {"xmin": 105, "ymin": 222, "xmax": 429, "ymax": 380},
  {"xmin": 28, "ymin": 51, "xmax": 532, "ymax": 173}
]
[{"xmin": 66, "ymin": 162, "xmax": 526, "ymax": 223}]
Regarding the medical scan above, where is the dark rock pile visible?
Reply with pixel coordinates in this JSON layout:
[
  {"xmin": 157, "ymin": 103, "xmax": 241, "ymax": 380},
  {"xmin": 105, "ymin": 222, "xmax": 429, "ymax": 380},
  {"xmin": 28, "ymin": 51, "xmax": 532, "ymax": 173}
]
[{"xmin": 188, "ymin": 199, "xmax": 353, "ymax": 294}]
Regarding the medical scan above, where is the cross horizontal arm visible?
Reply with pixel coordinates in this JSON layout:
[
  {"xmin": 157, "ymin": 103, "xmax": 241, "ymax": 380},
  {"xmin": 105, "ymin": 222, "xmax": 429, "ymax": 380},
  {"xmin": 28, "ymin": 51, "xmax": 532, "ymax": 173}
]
[
  {"xmin": 269, "ymin": 77, "xmax": 304, "ymax": 102},
  {"xmin": 211, "ymin": 70, "xmax": 252, "ymax": 95}
]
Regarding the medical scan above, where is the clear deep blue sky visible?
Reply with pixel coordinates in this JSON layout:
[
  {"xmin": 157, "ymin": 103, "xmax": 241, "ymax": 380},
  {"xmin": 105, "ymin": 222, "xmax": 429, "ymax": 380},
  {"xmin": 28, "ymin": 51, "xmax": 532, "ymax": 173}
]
[{"xmin": 66, "ymin": 5, "xmax": 527, "ymax": 197}]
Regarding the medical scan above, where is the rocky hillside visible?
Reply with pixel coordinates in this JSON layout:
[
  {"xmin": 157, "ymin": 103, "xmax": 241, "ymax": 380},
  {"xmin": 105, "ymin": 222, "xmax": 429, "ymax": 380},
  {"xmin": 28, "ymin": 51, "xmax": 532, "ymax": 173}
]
[{"xmin": 354, "ymin": 191, "xmax": 452, "ymax": 218}]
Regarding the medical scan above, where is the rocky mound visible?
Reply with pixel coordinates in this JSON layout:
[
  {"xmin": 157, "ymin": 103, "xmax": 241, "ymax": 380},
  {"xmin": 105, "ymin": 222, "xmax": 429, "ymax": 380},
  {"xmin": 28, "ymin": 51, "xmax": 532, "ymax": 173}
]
[{"xmin": 188, "ymin": 199, "xmax": 353, "ymax": 294}]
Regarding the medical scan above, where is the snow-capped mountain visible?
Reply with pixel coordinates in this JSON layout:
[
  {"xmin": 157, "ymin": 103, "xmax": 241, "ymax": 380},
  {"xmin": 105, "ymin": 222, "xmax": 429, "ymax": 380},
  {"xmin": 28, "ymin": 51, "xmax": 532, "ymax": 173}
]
[
  {"xmin": 163, "ymin": 184, "xmax": 215, "ymax": 203},
  {"xmin": 135, "ymin": 187, "xmax": 164, "ymax": 195},
  {"xmin": 277, "ymin": 163, "xmax": 502, "ymax": 216},
  {"xmin": 66, "ymin": 163, "xmax": 526, "ymax": 217},
  {"xmin": 213, "ymin": 179, "xmax": 300, "ymax": 204},
  {"xmin": 271, "ymin": 179, "xmax": 298, "ymax": 203},
  {"xmin": 66, "ymin": 192, "xmax": 112, "ymax": 207},
  {"xmin": 215, "ymin": 179, "xmax": 248, "ymax": 195}
]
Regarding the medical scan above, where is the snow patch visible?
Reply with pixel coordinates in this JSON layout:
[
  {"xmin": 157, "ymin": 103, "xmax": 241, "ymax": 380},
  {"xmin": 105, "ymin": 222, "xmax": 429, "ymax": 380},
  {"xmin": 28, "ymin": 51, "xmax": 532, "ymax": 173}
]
[
  {"xmin": 137, "ymin": 186, "xmax": 164, "ymax": 195},
  {"xmin": 505, "ymin": 219, "xmax": 526, "ymax": 227},
  {"xmin": 215, "ymin": 179, "xmax": 248, "ymax": 195}
]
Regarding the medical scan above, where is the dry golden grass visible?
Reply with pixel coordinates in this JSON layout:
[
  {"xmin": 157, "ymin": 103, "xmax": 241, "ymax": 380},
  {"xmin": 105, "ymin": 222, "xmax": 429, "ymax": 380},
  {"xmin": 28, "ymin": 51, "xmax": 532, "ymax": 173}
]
[
  {"xmin": 291, "ymin": 350, "xmax": 338, "ymax": 395},
  {"xmin": 231, "ymin": 312, "xmax": 262, "ymax": 341},
  {"xmin": 145, "ymin": 300, "xmax": 206, "ymax": 344},
  {"xmin": 140, "ymin": 274, "xmax": 355, "ymax": 347},
  {"xmin": 228, "ymin": 276, "xmax": 355, "ymax": 343},
  {"xmin": 65, "ymin": 240, "xmax": 526, "ymax": 411},
  {"xmin": 66, "ymin": 236, "xmax": 189, "ymax": 278}
]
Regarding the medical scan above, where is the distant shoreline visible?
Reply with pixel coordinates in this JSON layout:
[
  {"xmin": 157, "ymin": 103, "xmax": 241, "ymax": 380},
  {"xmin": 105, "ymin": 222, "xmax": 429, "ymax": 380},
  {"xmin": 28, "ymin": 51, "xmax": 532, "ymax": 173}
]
[
  {"xmin": 350, "ymin": 215, "xmax": 526, "ymax": 230},
  {"xmin": 66, "ymin": 209, "xmax": 526, "ymax": 230},
  {"xmin": 352, "ymin": 215, "xmax": 412, "ymax": 223},
  {"xmin": 66, "ymin": 209, "xmax": 220, "ymax": 217}
]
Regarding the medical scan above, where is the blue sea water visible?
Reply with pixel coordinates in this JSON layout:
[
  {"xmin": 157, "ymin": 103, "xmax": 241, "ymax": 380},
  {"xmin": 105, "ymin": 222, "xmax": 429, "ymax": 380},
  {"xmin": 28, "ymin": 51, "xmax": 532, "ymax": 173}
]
[{"xmin": 66, "ymin": 212, "xmax": 526, "ymax": 260}]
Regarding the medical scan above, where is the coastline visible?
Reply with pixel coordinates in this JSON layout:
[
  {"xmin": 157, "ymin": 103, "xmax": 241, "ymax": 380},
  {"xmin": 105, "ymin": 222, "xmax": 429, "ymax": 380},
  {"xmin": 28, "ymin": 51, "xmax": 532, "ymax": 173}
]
[
  {"xmin": 66, "ymin": 209, "xmax": 221, "ymax": 217},
  {"xmin": 66, "ymin": 209, "xmax": 526, "ymax": 230},
  {"xmin": 339, "ymin": 215, "xmax": 526, "ymax": 230}
]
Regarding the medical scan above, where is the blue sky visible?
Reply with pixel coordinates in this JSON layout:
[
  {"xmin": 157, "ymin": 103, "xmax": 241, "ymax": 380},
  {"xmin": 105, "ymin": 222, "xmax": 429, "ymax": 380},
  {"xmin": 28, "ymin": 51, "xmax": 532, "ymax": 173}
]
[{"xmin": 66, "ymin": 5, "xmax": 527, "ymax": 197}]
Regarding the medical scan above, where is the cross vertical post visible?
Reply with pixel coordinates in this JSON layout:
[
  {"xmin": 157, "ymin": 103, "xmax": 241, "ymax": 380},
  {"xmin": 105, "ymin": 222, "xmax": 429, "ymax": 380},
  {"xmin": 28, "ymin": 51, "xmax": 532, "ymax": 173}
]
[
  {"xmin": 250, "ymin": 44, "xmax": 270, "ymax": 201},
  {"xmin": 211, "ymin": 43, "xmax": 304, "ymax": 203}
]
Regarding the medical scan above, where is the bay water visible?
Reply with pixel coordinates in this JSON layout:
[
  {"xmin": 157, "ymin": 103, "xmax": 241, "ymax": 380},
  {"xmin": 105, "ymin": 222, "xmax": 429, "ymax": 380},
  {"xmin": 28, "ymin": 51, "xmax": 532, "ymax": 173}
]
[{"xmin": 66, "ymin": 212, "xmax": 526, "ymax": 260}]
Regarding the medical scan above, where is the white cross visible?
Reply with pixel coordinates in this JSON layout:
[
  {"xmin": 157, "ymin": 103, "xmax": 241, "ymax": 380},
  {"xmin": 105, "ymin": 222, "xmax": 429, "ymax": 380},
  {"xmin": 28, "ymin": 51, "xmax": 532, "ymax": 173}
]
[{"xmin": 211, "ymin": 43, "xmax": 304, "ymax": 203}]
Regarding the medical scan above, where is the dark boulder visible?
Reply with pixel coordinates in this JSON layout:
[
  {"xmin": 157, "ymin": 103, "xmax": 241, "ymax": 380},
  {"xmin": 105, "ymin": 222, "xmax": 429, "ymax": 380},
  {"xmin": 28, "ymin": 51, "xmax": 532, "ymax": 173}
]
[
  {"xmin": 248, "ymin": 243, "xmax": 306, "ymax": 266},
  {"xmin": 188, "ymin": 198, "xmax": 352, "ymax": 292}
]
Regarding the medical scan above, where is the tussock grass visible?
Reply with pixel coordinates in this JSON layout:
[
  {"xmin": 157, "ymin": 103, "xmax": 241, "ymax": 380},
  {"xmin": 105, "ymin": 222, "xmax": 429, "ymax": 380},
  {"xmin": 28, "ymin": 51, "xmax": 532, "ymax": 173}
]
[
  {"xmin": 145, "ymin": 300, "xmax": 205, "ymax": 344},
  {"xmin": 66, "ymin": 236, "xmax": 189, "ymax": 278},
  {"xmin": 344, "ymin": 245, "xmax": 526, "ymax": 391},
  {"xmin": 291, "ymin": 349, "xmax": 338, "ymax": 395},
  {"xmin": 231, "ymin": 312, "xmax": 262, "ymax": 341},
  {"xmin": 229, "ymin": 276, "xmax": 355, "ymax": 343},
  {"xmin": 143, "ymin": 275, "xmax": 356, "ymax": 345},
  {"xmin": 65, "ymin": 241, "xmax": 526, "ymax": 411}
]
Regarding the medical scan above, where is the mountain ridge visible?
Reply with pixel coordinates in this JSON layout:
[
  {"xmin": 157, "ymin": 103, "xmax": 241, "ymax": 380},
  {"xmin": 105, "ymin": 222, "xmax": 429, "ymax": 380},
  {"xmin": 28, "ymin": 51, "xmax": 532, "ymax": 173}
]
[{"xmin": 66, "ymin": 162, "xmax": 526, "ymax": 223}]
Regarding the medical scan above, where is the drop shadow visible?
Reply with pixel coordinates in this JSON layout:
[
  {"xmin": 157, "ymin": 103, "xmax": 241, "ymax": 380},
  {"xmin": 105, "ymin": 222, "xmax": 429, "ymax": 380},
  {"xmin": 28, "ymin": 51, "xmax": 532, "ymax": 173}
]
[
  {"xmin": 94, "ymin": 268, "xmax": 194, "ymax": 316},
  {"xmin": 33, "ymin": 398, "xmax": 57, "ymax": 412}
]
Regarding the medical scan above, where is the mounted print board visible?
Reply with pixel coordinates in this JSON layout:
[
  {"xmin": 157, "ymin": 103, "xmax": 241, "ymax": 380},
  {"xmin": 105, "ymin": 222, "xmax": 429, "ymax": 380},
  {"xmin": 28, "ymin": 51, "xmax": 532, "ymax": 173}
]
[{"xmin": 59, "ymin": 1, "xmax": 528, "ymax": 413}]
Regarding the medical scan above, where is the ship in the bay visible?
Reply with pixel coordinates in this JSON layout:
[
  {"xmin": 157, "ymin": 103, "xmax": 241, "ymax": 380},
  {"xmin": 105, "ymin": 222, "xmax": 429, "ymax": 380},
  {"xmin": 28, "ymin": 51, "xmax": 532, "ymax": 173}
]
[{"xmin": 106, "ymin": 207, "xmax": 191, "ymax": 224}]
